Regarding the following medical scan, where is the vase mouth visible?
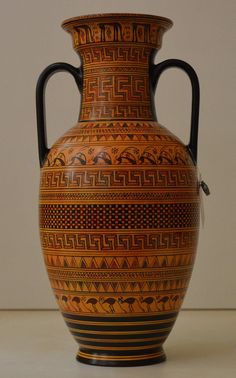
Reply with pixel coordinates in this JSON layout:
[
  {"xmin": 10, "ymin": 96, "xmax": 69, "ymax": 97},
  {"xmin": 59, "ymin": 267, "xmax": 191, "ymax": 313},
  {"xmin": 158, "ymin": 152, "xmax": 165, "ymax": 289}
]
[{"xmin": 62, "ymin": 12, "xmax": 173, "ymax": 31}]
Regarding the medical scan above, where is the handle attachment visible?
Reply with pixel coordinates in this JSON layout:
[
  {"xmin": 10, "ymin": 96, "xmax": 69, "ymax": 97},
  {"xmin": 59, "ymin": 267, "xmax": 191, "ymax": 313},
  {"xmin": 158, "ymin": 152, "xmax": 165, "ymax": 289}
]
[
  {"xmin": 150, "ymin": 59, "xmax": 200, "ymax": 164},
  {"xmin": 36, "ymin": 62, "xmax": 83, "ymax": 167}
]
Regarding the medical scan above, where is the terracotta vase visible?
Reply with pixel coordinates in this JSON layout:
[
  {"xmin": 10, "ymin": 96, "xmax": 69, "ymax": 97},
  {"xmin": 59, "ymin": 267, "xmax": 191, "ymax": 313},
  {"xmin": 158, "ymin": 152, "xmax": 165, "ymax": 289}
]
[{"xmin": 36, "ymin": 13, "xmax": 209, "ymax": 366}]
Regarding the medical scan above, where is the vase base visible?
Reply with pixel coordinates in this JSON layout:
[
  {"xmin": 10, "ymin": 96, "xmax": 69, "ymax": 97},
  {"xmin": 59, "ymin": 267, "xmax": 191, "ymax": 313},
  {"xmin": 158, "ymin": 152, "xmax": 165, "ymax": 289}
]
[{"xmin": 76, "ymin": 347, "xmax": 166, "ymax": 367}]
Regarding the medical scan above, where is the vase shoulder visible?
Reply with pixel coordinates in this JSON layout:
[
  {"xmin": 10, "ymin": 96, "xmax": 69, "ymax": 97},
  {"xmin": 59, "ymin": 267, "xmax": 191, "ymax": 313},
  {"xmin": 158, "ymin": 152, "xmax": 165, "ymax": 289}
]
[{"xmin": 42, "ymin": 121, "xmax": 195, "ymax": 169}]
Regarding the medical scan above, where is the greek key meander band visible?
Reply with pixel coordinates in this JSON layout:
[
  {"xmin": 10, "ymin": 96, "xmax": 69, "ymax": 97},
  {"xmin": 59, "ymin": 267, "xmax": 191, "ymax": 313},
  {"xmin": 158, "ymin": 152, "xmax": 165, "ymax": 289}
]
[
  {"xmin": 40, "ymin": 168, "xmax": 198, "ymax": 190},
  {"xmin": 79, "ymin": 46, "xmax": 152, "ymax": 64},
  {"xmin": 41, "ymin": 229, "xmax": 198, "ymax": 252},
  {"xmin": 81, "ymin": 62, "xmax": 152, "ymax": 120},
  {"xmin": 78, "ymin": 45, "xmax": 156, "ymax": 120}
]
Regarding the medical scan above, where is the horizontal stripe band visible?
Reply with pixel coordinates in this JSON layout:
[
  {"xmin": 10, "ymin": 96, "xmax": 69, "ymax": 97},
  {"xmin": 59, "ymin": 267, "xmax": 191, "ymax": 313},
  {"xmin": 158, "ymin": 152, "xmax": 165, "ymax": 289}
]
[
  {"xmin": 62, "ymin": 311, "xmax": 178, "ymax": 322},
  {"xmin": 71, "ymin": 330, "xmax": 170, "ymax": 340},
  {"xmin": 65, "ymin": 317, "xmax": 176, "ymax": 326},
  {"xmin": 74, "ymin": 334, "xmax": 167, "ymax": 343},
  {"xmin": 75, "ymin": 338, "xmax": 164, "ymax": 348},
  {"xmin": 66, "ymin": 320, "xmax": 175, "ymax": 331},
  {"xmin": 79, "ymin": 342, "xmax": 162, "ymax": 351},
  {"xmin": 79, "ymin": 346, "xmax": 162, "ymax": 357},
  {"xmin": 69, "ymin": 327, "xmax": 171, "ymax": 335},
  {"xmin": 78, "ymin": 351, "xmax": 164, "ymax": 362}
]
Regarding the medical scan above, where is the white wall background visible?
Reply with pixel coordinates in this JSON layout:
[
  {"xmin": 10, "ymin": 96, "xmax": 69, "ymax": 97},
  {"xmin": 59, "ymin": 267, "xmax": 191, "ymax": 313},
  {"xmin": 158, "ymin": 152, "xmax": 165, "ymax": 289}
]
[{"xmin": 0, "ymin": 0, "xmax": 235, "ymax": 309}]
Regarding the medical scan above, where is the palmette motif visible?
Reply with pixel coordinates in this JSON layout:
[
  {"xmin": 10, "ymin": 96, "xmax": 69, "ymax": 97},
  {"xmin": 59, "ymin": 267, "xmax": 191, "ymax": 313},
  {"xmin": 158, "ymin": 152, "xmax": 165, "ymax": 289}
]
[{"xmin": 38, "ymin": 13, "xmax": 200, "ymax": 366}]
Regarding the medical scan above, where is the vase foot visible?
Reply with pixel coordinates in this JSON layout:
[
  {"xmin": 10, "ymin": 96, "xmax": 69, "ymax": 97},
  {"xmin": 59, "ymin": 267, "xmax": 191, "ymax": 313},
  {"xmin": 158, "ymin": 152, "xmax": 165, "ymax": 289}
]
[{"xmin": 76, "ymin": 347, "xmax": 166, "ymax": 367}]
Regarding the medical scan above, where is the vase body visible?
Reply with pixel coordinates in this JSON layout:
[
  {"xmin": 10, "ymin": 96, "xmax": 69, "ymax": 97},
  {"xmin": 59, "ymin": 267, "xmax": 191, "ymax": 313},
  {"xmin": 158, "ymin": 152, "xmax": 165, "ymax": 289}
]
[{"xmin": 38, "ymin": 13, "xmax": 200, "ymax": 366}]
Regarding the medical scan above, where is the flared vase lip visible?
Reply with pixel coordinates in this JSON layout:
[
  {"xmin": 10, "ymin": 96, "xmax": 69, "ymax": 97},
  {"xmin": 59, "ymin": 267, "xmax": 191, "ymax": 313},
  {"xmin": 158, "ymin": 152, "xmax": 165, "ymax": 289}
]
[{"xmin": 61, "ymin": 12, "xmax": 173, "ymax": 30}]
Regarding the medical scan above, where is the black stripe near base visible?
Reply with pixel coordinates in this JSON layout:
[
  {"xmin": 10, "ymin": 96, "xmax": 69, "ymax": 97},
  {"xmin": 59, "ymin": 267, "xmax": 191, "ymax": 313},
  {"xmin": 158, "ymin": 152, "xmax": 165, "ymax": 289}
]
[
  {"xmin": 77, "ymin": 354, "xmax": 166, "ymax": 367},
  {"xmin": 62, "ymin": 312, "xmax": 178, "ymax": 322},
  {"xmin": 71, "ymin": 330, "xmax": 170, "ymax": 340},
  {"xmin": 77, "ymin": 347, "xmax": 166, "ymax": 367},
  {"xmin": 76, "ymin": 339, "xmax": 163, "ymax": 348},
  {"xmin": 80, "ymin": 346, "xmax": 163, "ymax": 357},
  {"xmin": 66, "ymin": 320, "xmax": 175, "ymax": 331}
]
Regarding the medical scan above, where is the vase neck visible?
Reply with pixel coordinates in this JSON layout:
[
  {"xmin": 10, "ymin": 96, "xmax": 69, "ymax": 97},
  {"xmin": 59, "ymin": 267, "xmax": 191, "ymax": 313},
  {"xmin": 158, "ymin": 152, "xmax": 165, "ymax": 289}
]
[
  {"xmin": 62, "ymin": 14, "xmax": 173, "ymax": 122},
  {"xmin": 79, "ymin": 45, "xmax": 156, "ymax": 122}
]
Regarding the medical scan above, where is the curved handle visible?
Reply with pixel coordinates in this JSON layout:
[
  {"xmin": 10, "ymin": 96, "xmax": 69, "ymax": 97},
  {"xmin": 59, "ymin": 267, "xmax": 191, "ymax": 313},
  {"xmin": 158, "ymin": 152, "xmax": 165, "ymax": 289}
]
[
  {"xmin": 150, "ymin": 59, "xmax": 200, "ymax": 164},
  {"xmin": 36, "ymin": 62, "xmax": 83, "ymax": 167}
]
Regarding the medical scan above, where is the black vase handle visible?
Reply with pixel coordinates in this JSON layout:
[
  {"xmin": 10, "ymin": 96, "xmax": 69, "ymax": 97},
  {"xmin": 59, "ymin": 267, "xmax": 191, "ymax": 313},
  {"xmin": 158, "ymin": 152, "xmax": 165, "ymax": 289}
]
[
  {"xmin": 150, "ymin": 59, "xmax": 200, "ymax": 164},
  {"xmin": 36, "ymin": 62, "xmax": 83, "ymax": 167}
]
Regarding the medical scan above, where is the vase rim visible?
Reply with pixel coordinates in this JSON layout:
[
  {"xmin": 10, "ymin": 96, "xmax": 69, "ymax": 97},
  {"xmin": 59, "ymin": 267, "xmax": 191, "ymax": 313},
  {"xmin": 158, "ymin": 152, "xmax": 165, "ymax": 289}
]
[{"xmin": 62, "ymin": 12, "xmax": 173, "ymax": 30}]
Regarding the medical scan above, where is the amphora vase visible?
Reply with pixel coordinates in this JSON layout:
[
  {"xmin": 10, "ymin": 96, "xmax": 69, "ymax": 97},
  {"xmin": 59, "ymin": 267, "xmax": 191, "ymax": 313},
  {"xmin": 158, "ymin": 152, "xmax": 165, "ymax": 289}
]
[{"xmin": 36, "ymin": 13, "xmax": 209, "ymax": 366}]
